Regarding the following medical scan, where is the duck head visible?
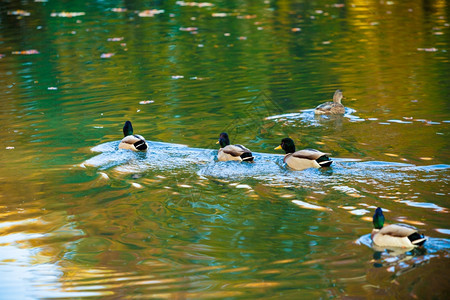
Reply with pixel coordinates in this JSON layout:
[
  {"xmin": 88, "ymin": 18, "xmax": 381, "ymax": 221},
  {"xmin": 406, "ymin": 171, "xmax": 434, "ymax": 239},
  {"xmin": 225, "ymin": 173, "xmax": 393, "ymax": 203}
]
[
  {"xmin": 373, "ymin": 207, "xmax": 385, "ymax": 229},
  {"xmin": 275, "ymin": 138, "xmax": 296, "ymax": 154},
  {"xmin": 333, "ymin": 89, "xmax": 344, "ymax": 104},
  {"xmin": 123, "ymin": 121, "xmax": 134, "ymax": 136},
  {"xmin": 217, "ymin": 132, "xmax": 231, "ymax": 148}
]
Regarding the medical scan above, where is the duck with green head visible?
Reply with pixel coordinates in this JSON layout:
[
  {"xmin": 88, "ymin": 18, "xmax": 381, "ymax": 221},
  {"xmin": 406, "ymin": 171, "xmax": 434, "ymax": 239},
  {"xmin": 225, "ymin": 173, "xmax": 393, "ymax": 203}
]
[
  {"xmin": 216, "ymin": 132, "xmax": 254, "ymax": 162},
  {"xmin": 371, "ymin": 207, "xmax": 427, "ymax": 248},
  {"xmin": 314, "ymin": 89, "xmax": 345, "ymax": 115},
  {"xmin": 118, "ymin": 121, "xmax": 148, "ymax": 151},
  {"xmin": 275, "ymin": 138, "xmax": 332, "ymax": 170}
]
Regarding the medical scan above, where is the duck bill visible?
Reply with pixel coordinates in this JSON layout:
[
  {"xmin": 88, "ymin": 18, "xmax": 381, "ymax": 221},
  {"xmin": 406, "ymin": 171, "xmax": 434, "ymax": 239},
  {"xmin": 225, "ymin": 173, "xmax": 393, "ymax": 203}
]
[
  {"xmin": 216, "ymin": 141, "xmax": 220, "ymax": 144},
  {"xmin": 274, "ymin": 145, "xmax": 282, "ymax": 150}
]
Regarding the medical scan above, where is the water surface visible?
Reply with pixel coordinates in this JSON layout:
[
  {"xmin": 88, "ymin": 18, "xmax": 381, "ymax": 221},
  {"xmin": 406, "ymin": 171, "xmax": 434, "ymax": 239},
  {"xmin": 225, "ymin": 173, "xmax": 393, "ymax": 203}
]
[{"xmin": 1, "ymin": 0, "xmax": 449, "ymax": 298}]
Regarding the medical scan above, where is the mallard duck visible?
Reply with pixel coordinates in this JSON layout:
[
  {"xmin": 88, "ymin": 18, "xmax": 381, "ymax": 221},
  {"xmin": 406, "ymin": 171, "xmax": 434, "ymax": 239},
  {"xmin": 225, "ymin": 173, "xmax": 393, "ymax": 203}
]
[
  {"xmin": 371, "ymin": 207, "xmax": 427, "ymax": 248},
  {"xmin": 314, "ymin": 89, "xmax": 345, "ymax": 115},
  {"xmin": 118, "ymin": 121, "xmax": 148, "ymax": 151},
  {"xmin": 216, "ymin": 132, "xmax": 254, "ymax": 162},
  {"xmin": 274, "ymin": 138, "xmax": 332, "ymax": 170}
]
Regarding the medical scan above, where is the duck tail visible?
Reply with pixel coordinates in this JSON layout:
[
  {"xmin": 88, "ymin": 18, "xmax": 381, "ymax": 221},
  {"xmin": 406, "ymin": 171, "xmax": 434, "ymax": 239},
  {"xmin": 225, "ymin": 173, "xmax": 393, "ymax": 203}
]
[
  {"xmin": 409, "ymin": 232, "xmax": 427, "ymax": 246},
  {"xmin": 134, "ymin": 140, "xmax": 148, "ymax": 151},
  {"xmin": 317, "ymin": 155, "xmax": 332, "ymax": 167},
  {"xmin": 240, "ymin": 152, "xmax": 254, "ymax": 162}
]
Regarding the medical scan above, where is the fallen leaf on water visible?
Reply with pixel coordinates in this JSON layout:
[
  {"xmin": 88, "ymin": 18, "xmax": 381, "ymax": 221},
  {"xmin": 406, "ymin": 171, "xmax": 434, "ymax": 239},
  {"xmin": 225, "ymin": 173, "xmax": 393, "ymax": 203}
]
[
  {"xmin": 417, "ymin": 47, "xmax": 438, "ymax": 52},
  {"xmin": 179, "ymin": 27, "xmax": 198, "ymax": 32},
  {"xmin": 107, "ymin": 37, "xmax": 124, "ymax": 42},
  {"xmin": 291, "ymin": 27, "xmax": 301, "ymax": 32},
  {"xmin": 138, "ymin": 9, "xmax": 164, "ymax": 17},
  {"xmin": 51, "ymin": 12, "xmax": 86, "ymax": 17},
  {"xmin": 139, "ymin": 100, "xmax": 154, "ymax": 104},
  {"xmin": 8, "ymin": 10, "xmax": 31, "ymax": 17},
  {"xmin": 100, "ymin": 53, "xmax": 115, "ymax": 58},
  {"xmin": 111, "ymin": 8, "xmax": 127, "ymax": 12},
  {"xmin": 12, "ymin": 49, "xmax": 39, "ymax": 55},
  {"xmin": 176, "ymin": 1, "xmax": 214, "ymax": 7},
  {"xmin": 212, "ymin": 13, "xmax": 227, "ymax": 17},
  {"xmin": 237, "ymin": 14, "xmax": 257, "ymax": 19}
]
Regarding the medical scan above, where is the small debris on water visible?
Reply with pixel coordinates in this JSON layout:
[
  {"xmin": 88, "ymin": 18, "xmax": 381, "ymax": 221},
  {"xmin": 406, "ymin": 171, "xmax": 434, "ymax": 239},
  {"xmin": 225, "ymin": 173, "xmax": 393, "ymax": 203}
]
[
  {"xmin": 8, "ymin": 10, "xmax": 30, "ymax": 17},
  {"xmin": 51, "ymin": 12, "xmax": 86, "ymax": 17},
  {"xmin": 107, "ymin": 37, "xmax": 124, "ymax": 42},
  {"xmin": 100, "ymin": 53, "xmax": 115, "ymax": 58},
  {"xmin": 138, "ymin": 9, "xmax": 164, "ymax": 17},
  {"xmin": 12, "ymin": 49, "xmax": 39, "ymax": 55},
  {"xmin": 111, "ymin": 8, "xmax": 127, "ymax": 12},
  {"xmin": 6, "ymin": 146, "xmax": 14, "ymax": 150},
  {"xmin": 139, "ymin": 100, "xmax": 154, "ymax": 104}
]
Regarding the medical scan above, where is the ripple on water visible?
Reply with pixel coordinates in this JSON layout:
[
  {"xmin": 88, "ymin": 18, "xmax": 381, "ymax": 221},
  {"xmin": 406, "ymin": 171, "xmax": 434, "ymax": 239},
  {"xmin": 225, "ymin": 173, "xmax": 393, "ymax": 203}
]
[
  {"xmin": 82, "ymin": 141, "xmax": 449, "ymax": 190},
  {"xmin": 265, "ymin": 108, "xmax": 361, "ymax": 127}
]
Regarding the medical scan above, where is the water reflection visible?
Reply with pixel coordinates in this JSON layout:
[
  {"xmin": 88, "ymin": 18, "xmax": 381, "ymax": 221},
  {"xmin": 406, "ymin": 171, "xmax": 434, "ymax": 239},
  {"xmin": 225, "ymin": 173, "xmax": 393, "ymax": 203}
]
[{"xmin": 1, "ymin": 0, "xmax": 449, "ymax": 298}]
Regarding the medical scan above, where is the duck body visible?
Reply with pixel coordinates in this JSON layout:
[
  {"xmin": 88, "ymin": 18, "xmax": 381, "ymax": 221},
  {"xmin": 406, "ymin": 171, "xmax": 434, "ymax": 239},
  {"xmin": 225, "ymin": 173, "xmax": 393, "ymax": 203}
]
[
  {"xmin": 118, "ymin": 121, "xmax": 148, "ymax": 151},
  {"xmin": 275, "ymin": 138, "xmax": 332, "ymax": 171},
  {"xmin": 217, "ymin": 133, "xmax": 254, "ymax": 162},
  {"xmin": 314, "ymin": 89, "xmax": 345, "ymax": 115},
  {"xmin": 371, "ymin": 207, "xmax": 426, "ymax": 248}
]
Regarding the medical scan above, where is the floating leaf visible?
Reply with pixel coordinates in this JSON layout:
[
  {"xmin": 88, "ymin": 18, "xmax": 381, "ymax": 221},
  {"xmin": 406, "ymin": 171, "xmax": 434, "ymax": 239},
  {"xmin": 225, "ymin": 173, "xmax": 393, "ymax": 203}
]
[
  {"xmin": 138, "ymin": 9, "xmax": 164, "ymax": 17},
  {"xmin": 107, "ymin": 37, "xmax": 124, "ymax": 42},
  {"xmin": 111, "ymin": 8, "xmax": 127, "ymax": 12},
  {"xmin": 417, "ymin": 47, "xmax": 438, "ymax": 52},
  {"xmin": 51, "ymin": 12, "xmax": 86, "ymax": 17},
  {"xmin": 179, "ymin": 27, "xmax": 198, "ymax": 32},
  {"xmin": 139, "ymin": 100, "xmax": 154, "ymax": 104},
  {"xmin": 100, "ymin": 53, "xmax": 115, "ymax": 58},
  {"xmin": 8, "ymin": 10, "xmax": 30, "ymax": 17},
  {"xmin": 291, "ymin": 28, "xmax": 301, "ymax": 32},
  {"xmin": 12, "ymin": 49, "xmax": 39, "ymax": 55},
  {"xmin": 212, "ymin": 13, "xmax": 227, "ymax": 17},
  {"xmin": 176, "ymin": 1, "xmax": 214, "ymax": 7}
]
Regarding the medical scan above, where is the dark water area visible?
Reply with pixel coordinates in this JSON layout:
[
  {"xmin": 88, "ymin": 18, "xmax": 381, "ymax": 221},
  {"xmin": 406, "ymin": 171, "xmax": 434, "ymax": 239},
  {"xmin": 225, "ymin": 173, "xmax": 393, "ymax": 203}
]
[{"xmin": 0, "ymin": 0, "xmax": 449, "ymax": 298}]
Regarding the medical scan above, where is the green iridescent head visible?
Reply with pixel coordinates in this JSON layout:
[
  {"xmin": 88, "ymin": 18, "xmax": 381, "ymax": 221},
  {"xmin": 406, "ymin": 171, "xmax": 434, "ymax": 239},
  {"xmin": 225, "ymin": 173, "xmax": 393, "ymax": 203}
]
[{"xmin": 373, "ymin": 207, "xmax": 385, "ymax": 229}]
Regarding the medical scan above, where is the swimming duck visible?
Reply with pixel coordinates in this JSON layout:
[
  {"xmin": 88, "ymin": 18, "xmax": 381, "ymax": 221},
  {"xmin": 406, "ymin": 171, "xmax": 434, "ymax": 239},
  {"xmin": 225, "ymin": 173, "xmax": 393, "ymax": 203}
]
[
  {"xmin": 274, "ymin": 138, "xmax": 332, "ymax": 170},
  {"xmin": 371, "ymin": 207, "xmax": 427, "ymax": 248},
  {"xmin": 216, "ymin": 132, "xmax": 254, "ymax": 162},
  {"xmin": 314, "ymin": 89, "xmax": 345, "ymax": 115},
  {"xmin": 118, "ymin": 121, "xmax": 148, "ymax": 151}
]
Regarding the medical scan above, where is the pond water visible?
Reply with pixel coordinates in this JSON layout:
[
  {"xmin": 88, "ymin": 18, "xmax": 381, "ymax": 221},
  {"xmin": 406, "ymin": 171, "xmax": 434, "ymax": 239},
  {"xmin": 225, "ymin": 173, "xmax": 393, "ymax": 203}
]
[{"xmin": 1, "ymin": 0, "xmax": 449, "ymax": 298}]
